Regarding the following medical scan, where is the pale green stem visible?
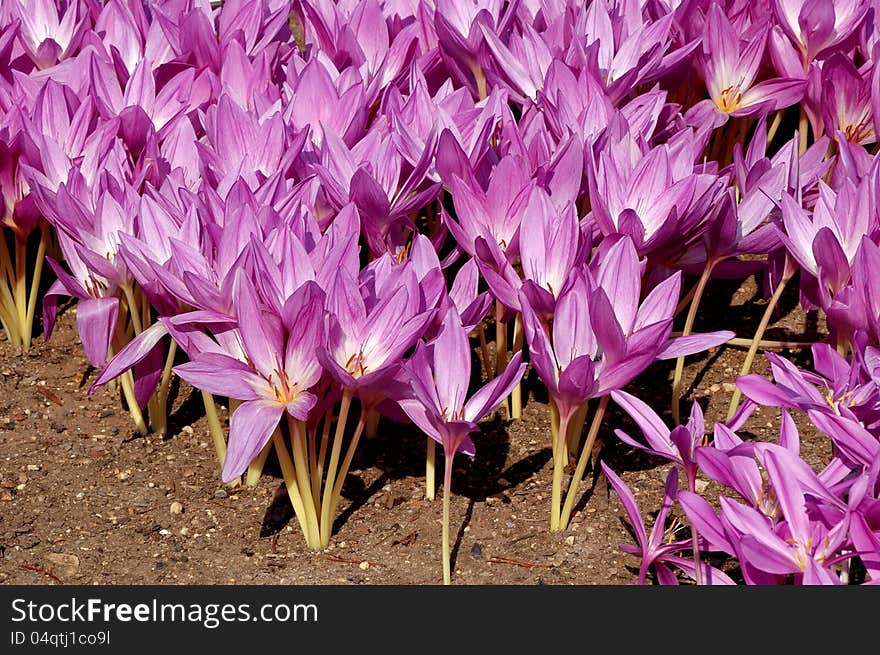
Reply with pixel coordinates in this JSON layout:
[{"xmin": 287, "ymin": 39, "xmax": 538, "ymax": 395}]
[
  {"xmin": 120, "ymin": 283, "xmax": 143, "ymax": 336},
  {"xmin": 442, "ymin": 449, "xmax": 454, "ymax": 585},
  {"xmin": 272, "ymin": 429, "xmax": 318, "ymax": 549},
  {"xmin": 726, "ymin": 273, "xmax": 792, "ymax": 422},
  {"xmin": 426, "ymin": 438, "xmax": 436, "ymax": 501},
  {"xmin": 328, "ymin": 409, "xmax": 368, "ymax": 512},
  {"xmin": 119, "ymin": 369, "xmax": 148, "ymax": 435},
  {"xmin": 495, "ymin": 301, "xmax": 508, "ymax": 416},
  {"xmin": 550, "ymin": 409, "xmax": 572, "ymax": 532},
  {"xmin": 672, "ymin": 260, "xmax": 717, "ymax": 424},
  {"xmin": 723, "ymin": 337, "xmax": 814, "ymax": 349},
  {"xmin": 201, "ymin": 390, "xmax": 227, "ymax": 471},
  {"xmin": 319, "ymin": 389, "xmax": 353, "ymax": 545},
  {"xmin": 510, "ymin": 313, "xmax": 524, "ymax": 419},
  {"xmin": 565, "ymin": 402, "xmax": 589, "ymax": 462},
  {"xmin": 314, "ymin": 409, "xmax": 332, "ymax": 505},
  {"xmin": 688, "ymin": 476, "xmax": 703, "ymax": 586},
  {"xmin": 23, "ymin": 225, "xmax": 48, "ymax": 350},
  {"xmin": 245, "ymin": 440, "xmax": 272, "ymax": 488},
  {"xmin": 150, "ymin": 340, "xmax": 177, "ymax": 436},
  {"xmin": 766, "ymin": 109, "xmax": 784, "ymax": 146},
  {"xmin": 560, "ymin": 395, "xmax": 610, "ymax": 530},
  {"xmin": 14, "ymin": 236, "xmax": 27, "ymax": 342},
  {"xmin": 289, "ymin": 415, "xmax": 321, "ymax": 547}
]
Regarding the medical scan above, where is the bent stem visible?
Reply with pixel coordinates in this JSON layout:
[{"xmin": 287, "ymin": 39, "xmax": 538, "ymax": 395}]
[
  {"xmin": 426, "ymin": 437, "xmax": 436, "ymax": 500},
  {"xmin": 319, "ymin": 389, "xmax": 354, "ymax": 545},
  {"xmin": 559, "ymin": 395, "xmax": 609, "ymax": 530},
  {"xmin": 726, "ymin": 272, "xmax": 792, "ymax": 422},
  {"xmin": 672, "ymin": 260, "xmax": 717, "ymax": 424},
  {"xmin": 442, "ymin": 448, "xmax": 454, "ymax": 585}
]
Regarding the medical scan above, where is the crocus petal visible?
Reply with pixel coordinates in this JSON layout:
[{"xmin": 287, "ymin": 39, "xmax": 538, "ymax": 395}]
[
  {"xmin": 222, "ymin": 399, "xmax": 284, "ymax": 482},
  {"xmin": 601, "ymin": 461, "xmax": 648, "ymax": 548},
  {"xmin": 656, "ymin": 331, "xmax": 734, "ymax": 359},
  {"xmin": 464, "ymin": 353, "xmax": 526, "ymax": 422},
  {"xmin": 76, "ymin": 297, "xmax": 119, "ymax": 368},
  {"xmin": 91, "ymin": 321, "xmax": 169, "ymax": 392},
  {"xmin": 173, "ymin": 357, "xmax": 262, "ymax": 401}
]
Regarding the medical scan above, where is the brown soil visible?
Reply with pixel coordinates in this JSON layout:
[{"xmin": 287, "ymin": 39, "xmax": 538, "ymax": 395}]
[{"xmin": 0, "ymin": 273, "xmax": 832, "ymax": 585}]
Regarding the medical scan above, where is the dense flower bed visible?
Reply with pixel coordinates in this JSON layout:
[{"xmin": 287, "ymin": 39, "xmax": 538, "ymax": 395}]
[{"xmin": 1, "ymin": 0, "xmax": 879, "ymax": 584}]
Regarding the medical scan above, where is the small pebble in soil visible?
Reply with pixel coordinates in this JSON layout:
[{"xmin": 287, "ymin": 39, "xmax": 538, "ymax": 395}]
[
  {"xmin": 214, "ymin": 489, "xmax": 228, "ymax": 499},
  {"xmin": 170, "ymin": 501, "xmax": 183, "ymax": 515},
  {"xmin": 50, "ymin": 421, "xmax": 65, "ymax": 433},
  {"xmin": 358, "ymin": 561, "xmax": 370, "ymax": 570},
  {"xmin": 470, "ymin": 543, "xmax": 483, "ymax": 560}
]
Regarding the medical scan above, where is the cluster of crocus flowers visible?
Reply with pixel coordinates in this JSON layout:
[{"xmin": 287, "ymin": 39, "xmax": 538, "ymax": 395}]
[{"xmin": 1, "ymin": 0, "xmax": 879, "ymax": 584}]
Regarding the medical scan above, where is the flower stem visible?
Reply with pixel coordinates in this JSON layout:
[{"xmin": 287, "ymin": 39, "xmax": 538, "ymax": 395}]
[
  {"xmin": 726, "ymin": 272, "xmax": 792, "ymax": 422},
  {"xmin": 425, "ymin": 437, "xmax": 436, "ymax": 500},
  {"xmin": 328, "ymin": 408, "xmax": 368, "ymax": 516},
  {"xmin": 14, "ymin": 236, "xmax": 27, "ymax": 343},
  {"xmin": 289, "ymin": 416, "xmax": 321, "ymax": 547},
  {"xmin": 272, "ymin": 428, "xmax": 319, "ymax": 549},
  {"xmin": 121, "ymin": 283, "xmax": 143, "ymax": 336},
  {"xmin": 550, "ymin": 409, "xmax": 572, "ymax": 532},
  {"xmin": 495, "ymin": 301, "xmax": 508, "ymax": 416},
  {"xmin": 245, "ymin": 440, "xmax": 272, "ymax": 488},
  {"xmin": 442, "ymin": 449, "xmax": 454, "ymax": 585},
  {"xmin": 477, "ymin": 324, "xmax": 493, "ymax": 378},
  {"xmin": 119, "ymin": 369, "xmax": 148, "ymax": 435},
  {"xmin": 510, "ymin": 313, "xmax": 524, "ymax": 419},
  {"xmin": 201, "ymin": 390, "xmax": 227, "ymax": 472},
  {"xmin": 672, "ymin": 260, "xmax": 716, "ymax": 424},
  {"xmin": 320, "ymin": 389, "xmax": 353, "ymax": 545},
  {"xmin": 23, "ymin": 225, "xmax": 49, "ymax": 350},
  {"xmin": 798, "ymin": 108, "xmax": 809, "ymax": 155},
  {"xmin": 559, "ymin": 395, "xmax": 609, "ymax": 530},
  {"xmin": 766, "ymin": 109, "xmax": 784, "ymax": 146},
  {"xmin": 687, "ymin": 474, "xmax": 703, "ymax": 586},
  {"xmin": 314, "ymin": 409, "xmax": 332, "ymax": 504},
  {"xmin": 150, "ymin": 339, "xmax": 177, "ymax": 436},
  {"xmin": 722, "ymin": 337, "xmax": 814, "ymax": 349}
]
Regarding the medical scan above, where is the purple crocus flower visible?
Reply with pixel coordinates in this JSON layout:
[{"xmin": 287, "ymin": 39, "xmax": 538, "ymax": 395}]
[
  {"xmin": 398, "ymin": 307, "xmax": 525, "ymax": 584},
  {"xmin": 602, "ymin": 463, "xmax": 735, "ymax": 585},
  {"xmin": 821, "ymin": 53, "xmax": 875, "ymax": 144},
  {"xmin": 696, "ymin": 3, "xmax": 805, "ymax": 122},
  {"xmin": 11, "ymin": 0, "xmax": 87, "ymax": 69},
  {"xmin": 771, "ymin": 0, "xmax": 869, "ymax": 68},
  {"xmin": 173, "ymin": 276, "xmax": 325, "ymax": 482}
]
